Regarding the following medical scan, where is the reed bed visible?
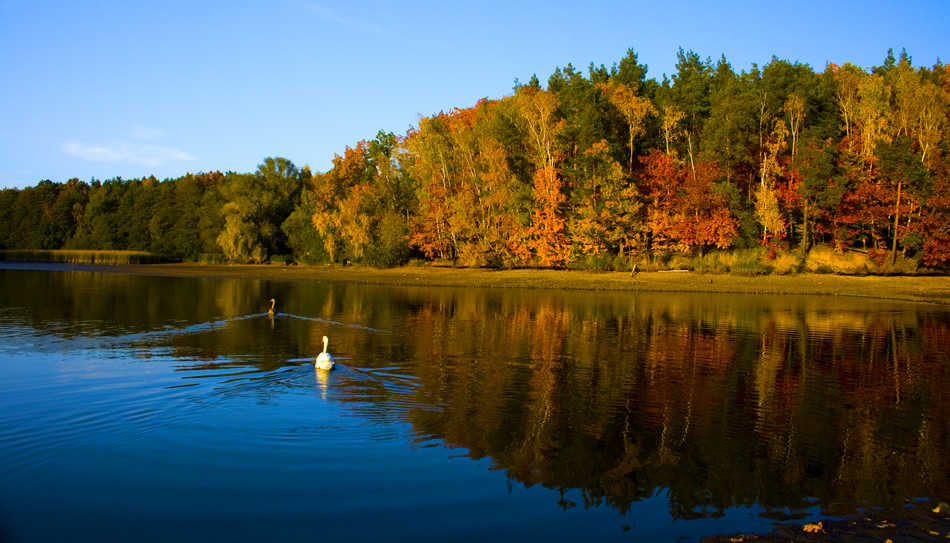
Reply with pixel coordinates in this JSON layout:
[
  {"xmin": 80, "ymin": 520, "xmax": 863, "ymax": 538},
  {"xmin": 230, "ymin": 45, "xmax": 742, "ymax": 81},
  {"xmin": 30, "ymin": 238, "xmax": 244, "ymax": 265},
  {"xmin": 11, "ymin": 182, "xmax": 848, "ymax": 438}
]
[{"xmin": 0, "ymin": 250, "xmax": 162, "ymax": 265}]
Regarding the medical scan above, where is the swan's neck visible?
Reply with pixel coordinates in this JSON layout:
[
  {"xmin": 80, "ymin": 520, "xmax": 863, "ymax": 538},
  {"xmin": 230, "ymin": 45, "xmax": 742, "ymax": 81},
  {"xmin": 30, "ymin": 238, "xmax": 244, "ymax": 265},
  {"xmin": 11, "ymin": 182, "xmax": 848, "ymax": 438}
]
[{"xmin": 322, "ymin": 338, "xmax": 329, "ymax": 354}]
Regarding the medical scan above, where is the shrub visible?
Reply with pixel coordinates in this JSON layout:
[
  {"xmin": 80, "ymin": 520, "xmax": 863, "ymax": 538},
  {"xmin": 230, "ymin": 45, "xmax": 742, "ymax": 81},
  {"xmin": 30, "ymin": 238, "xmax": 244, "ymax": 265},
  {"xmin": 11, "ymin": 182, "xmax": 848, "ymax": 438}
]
[
  {"xmin": 568, "ymin": 254, "xmax": 614, "ymax": 272},
  {"xmin": 731, "ymin": 260, "xmax": 773, "ymax": 276},
  {"xmin": 198, "ymin": 253, "xmax": 226, "ymax": 264},
  {"xmin": 269, "ymin": 254, "xmax": 294, "ymax": 265},
  {"xmin": 368, "ymin": 212, "xmax": 411, "ymax": 267}
]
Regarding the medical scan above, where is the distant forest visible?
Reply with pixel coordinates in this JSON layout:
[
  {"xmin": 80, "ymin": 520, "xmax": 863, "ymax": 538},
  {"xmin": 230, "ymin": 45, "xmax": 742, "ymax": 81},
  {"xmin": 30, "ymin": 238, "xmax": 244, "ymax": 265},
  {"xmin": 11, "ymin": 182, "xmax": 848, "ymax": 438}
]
[{"xmin": 2, "ymin": 48, "xmax": 948, "ymax": 270}]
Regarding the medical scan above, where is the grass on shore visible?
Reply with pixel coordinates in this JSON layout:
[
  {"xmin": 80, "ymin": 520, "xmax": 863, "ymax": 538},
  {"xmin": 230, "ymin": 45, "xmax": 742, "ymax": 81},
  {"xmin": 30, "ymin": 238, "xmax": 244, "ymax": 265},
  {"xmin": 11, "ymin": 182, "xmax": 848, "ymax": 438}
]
[
  {"xmin": 0, "ymin": 249, "xmax": 162, "ymax": 265},
  {"xmin": 0, "ymin": 244, "xmax": 928, "ymax": 277},
  {"xmin": 571, "ymin": 245, "xmax": 924, "ymax": 277}
]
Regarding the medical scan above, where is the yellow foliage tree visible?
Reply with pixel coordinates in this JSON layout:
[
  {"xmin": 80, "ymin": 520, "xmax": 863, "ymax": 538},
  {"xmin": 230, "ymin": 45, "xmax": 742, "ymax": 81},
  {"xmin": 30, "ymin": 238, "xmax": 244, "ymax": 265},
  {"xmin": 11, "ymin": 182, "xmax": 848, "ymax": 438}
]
[
  {"xmin": 782, "ymin": 93, "xmax": 805, "ymax": 157},
  {"xmin": 598, "ymin": 82, "xmax": 657, "ymax": 173},
  {"xmin": 855, "ymin": 73, "xmax": 892, "ymax": 158},
  {"xmin": 755, "ymin": 119, "xmax": 789, "ymax": 240},
  {"xmin": 660, "ymin": 105, "xmax": 685, "ymax": 156},
  {"xmin": 570, "ymin": 140, "xmax": 643, "ymax": 258}
]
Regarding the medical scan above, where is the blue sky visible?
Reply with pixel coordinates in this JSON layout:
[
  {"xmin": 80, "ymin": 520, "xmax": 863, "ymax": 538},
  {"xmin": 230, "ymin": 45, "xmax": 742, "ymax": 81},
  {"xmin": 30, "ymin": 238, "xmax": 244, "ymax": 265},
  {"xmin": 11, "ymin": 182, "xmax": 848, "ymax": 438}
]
[{"xmin": 1, "ymin": 0, "xmax": 947, "ymax": 189}]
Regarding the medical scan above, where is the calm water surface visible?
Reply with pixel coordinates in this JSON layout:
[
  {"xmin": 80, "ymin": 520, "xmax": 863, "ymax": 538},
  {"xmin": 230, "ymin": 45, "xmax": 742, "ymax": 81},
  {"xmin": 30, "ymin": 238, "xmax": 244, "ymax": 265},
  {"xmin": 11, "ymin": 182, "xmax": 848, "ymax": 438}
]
[{"xmin": 1, "ymin": 266, "xmax": 949, "ymax": 542}]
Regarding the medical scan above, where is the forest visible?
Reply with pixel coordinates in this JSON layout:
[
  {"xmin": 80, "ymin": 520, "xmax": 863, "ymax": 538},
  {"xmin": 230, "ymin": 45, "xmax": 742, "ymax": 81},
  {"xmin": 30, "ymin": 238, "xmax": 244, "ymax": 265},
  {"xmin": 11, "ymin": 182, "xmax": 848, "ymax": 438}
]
[{"xmin": 2, "ymin": 47, "xmax": 948, "ymax": 271}]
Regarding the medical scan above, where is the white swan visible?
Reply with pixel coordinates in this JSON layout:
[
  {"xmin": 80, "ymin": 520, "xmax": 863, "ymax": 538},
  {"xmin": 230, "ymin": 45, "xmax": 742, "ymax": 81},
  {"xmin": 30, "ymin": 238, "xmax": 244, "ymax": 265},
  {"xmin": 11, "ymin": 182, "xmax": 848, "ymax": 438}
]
[
  {"xmin": 315, "ymin": 335, "xmax": 335, "ymax": 370},
  {"xmin": 268, "ymin": 298, "xmax": 276, "ymax": 315}
]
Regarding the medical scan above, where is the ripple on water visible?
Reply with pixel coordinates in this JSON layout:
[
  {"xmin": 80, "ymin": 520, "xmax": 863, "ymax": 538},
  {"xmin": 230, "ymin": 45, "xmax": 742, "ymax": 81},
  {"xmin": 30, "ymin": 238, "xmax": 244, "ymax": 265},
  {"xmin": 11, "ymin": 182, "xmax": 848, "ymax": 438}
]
[{"xmin": 1, "ymin": 350, "xmax": 430, "ymax": 487}]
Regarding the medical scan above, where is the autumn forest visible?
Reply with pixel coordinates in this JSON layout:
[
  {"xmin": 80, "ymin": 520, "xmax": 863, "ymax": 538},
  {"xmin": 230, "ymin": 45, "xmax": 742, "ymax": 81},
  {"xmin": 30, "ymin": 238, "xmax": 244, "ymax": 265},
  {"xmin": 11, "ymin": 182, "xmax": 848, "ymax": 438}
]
[{"xmin": 2, "ymin": 48, "xmax": 949, "ymax": 271}]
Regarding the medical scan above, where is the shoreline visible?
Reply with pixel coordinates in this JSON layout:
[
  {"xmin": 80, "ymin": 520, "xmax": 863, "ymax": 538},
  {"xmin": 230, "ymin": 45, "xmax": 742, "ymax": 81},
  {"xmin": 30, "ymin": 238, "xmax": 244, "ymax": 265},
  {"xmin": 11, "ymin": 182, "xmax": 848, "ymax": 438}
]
[
  {"xmin": 5, "ymin": 261, "xmax": 950, "ymax": 304},
  {"xmin": 698, "ymin": 499, "xmax": 950, "ymax": 542}
]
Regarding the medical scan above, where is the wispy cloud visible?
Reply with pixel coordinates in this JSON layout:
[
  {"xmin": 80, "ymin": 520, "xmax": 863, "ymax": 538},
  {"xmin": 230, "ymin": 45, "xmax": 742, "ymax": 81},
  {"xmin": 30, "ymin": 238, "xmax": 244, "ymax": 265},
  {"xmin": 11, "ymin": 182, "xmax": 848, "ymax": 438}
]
[
  {"xmin": 63, "ymin": 141, "xmax": 197, "ymax": 167},
  {"xmin": 300, "ymin": 2, "xmax": 398, "ymax": 38}
]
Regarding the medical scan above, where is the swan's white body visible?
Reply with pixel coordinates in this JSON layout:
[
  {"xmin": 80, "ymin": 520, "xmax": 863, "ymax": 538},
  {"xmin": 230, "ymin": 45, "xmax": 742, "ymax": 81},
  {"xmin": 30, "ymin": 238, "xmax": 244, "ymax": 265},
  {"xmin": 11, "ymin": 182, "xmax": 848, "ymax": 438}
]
[
  {"xmin": 315, "ymin": 335, "xmax": 335, "ymax": 370},
  {"xmin": 268, "ymin": 298, "xmax": 276, "ymax": 315}
]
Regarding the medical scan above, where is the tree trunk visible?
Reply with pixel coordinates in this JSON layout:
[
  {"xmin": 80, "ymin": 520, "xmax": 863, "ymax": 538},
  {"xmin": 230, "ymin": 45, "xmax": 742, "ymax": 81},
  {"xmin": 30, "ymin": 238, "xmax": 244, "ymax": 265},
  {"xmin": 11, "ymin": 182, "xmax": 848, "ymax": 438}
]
[
  {"xmin": 686, "ymin": 132, "xmax": 696, "ymax": 179},
  {"xmin": 892, "ymin": 179, "xmax": 903, "ymax": 265}
]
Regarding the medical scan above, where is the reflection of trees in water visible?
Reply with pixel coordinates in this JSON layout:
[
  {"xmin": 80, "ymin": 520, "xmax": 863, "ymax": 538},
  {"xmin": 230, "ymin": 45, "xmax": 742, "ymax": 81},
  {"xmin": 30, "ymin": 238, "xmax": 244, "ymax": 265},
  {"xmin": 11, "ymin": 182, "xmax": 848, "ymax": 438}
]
[
  {"xmin": 6, "ymin": 270, "xmax": 950, "ymax": 519},
  {"xmin": 398, "ymin": 293, "xmax": 950, "ymax": 519}
]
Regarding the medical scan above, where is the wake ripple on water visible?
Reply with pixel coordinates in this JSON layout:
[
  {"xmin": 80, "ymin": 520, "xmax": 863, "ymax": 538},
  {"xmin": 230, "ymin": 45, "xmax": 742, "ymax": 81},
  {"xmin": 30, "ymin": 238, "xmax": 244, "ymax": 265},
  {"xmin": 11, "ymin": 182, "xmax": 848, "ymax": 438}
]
[
  {"xmin": 282, "ymin": 313, "xmax": 395, "ymax": 335},
  {"xmin": 0, "ymin": 355, "xmax": 435, "ymax": 486},
  {"xmin": 0, "ymin": 302, "xmax": 444, "ymax": 493},
  {"xmin": 25, "ymin": 309, "xmax": 403, "ymax": 356}
]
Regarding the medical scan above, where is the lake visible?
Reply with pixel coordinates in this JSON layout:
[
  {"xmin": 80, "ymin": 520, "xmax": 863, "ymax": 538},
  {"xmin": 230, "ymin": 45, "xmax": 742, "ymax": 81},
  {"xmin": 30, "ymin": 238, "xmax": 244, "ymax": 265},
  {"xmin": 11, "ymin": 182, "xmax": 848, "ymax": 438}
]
[{"xmin": 1, "ymin": 266, "xmax": 949, "ymax": 542}]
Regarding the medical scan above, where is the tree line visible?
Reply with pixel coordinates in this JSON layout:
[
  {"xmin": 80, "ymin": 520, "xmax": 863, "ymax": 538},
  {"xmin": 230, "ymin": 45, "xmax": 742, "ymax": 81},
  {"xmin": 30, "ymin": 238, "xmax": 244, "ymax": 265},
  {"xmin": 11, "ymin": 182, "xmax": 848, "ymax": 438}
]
[{"xmin": 2, "ymin": 47, "xmax": 948, "ymax": 269}]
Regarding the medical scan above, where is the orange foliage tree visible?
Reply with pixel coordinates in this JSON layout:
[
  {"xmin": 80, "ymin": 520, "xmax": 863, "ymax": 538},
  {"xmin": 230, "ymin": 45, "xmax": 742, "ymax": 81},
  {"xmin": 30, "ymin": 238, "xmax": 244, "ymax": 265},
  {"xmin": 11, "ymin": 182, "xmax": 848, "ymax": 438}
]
[
  {"xmin": 514, "ymin": 85, "xmax": 571, "ymax": 266},
  {"xmin": 641, "ymin": 149, "xmax": 738, "ymax": 255},
  {"xmin": 918, "ymin": 156, "xmax": 950, "ymax": 266}
]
